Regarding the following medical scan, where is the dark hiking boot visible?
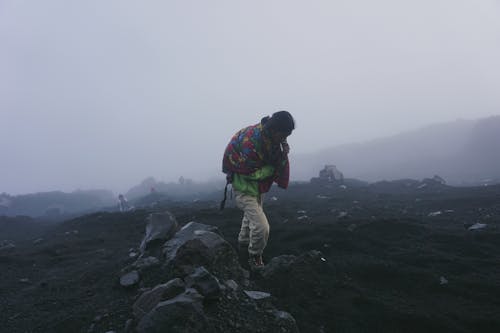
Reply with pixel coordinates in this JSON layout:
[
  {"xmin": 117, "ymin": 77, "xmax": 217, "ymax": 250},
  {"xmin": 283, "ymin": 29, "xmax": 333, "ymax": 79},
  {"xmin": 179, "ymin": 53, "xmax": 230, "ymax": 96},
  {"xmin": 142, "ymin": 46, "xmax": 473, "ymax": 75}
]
[{"xmin": 248, "ymin": 254, "xmax": 264, "ymax": 270}]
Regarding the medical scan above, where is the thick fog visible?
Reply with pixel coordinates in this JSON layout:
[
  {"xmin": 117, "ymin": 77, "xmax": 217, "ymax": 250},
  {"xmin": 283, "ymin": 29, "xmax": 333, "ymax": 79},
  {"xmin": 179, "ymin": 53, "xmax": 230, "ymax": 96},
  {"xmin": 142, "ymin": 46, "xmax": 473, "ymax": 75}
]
[{"xmin": 1, "ymin": 0, "xmax": 499, "ymax": 195}]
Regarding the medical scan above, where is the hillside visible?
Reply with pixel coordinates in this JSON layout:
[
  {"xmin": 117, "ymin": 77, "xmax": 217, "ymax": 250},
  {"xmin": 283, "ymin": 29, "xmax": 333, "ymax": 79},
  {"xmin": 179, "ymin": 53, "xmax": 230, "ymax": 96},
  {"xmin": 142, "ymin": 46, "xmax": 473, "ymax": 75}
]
[
  {"xmin": 1, "ymin": 180, "xmax": 500, "ymax": 332},
  {"xmin": 292, "ymin": 116, "xmax": 500, "ymax": 185}
]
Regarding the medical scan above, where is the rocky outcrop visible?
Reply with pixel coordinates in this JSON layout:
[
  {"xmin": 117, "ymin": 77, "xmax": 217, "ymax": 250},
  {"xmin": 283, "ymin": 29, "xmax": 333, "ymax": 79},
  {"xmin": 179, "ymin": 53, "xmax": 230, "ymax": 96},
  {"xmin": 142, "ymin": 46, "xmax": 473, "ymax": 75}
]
[
  {"xmin": 311, "ymin": 165, "xmax": 344, "ymax": 184},
  {"xmin": 119, "ymin": 212, "xmax": 299, "ymax": 333}
]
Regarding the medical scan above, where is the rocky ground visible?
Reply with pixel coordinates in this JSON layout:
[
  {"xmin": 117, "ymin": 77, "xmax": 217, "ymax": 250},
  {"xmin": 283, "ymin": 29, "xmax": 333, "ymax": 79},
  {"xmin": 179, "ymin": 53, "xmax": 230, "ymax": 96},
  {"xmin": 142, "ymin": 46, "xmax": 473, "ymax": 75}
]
[{"xmin": 1, "ymin": 180, "xmax": 500, "ymax": 332}]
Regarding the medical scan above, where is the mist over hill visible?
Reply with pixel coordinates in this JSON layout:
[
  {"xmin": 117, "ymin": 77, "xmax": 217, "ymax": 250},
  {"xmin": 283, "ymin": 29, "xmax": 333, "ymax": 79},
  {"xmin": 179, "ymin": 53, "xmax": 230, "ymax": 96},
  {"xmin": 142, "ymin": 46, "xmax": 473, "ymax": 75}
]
[
  {"xmin": 0, "ymin": 190, "xmax": 115, "ymax": 218},
  {"xmin": 292, "ymin": 115, "xmax": 500, "ymax": 185}
]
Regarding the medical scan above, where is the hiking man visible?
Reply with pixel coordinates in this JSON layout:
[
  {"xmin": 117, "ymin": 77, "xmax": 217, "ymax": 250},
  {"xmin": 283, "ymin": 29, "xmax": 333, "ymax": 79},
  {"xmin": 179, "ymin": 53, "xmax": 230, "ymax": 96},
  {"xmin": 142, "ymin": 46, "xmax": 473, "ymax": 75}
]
[
  {"xmin": 118, "ymin": 194, "xmax": 132, "ymax": 212},
  {"xmin": 222, "ymin": 111, "xmax": 295, "ymax": 268}
]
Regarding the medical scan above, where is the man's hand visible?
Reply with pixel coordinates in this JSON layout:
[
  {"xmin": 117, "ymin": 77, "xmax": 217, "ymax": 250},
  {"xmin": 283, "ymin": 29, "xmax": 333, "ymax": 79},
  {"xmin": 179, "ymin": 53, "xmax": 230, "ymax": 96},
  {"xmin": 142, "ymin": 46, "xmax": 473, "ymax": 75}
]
[{"xmin": 281, "ymin": 141, "xmax": 290, "ymax": 155}]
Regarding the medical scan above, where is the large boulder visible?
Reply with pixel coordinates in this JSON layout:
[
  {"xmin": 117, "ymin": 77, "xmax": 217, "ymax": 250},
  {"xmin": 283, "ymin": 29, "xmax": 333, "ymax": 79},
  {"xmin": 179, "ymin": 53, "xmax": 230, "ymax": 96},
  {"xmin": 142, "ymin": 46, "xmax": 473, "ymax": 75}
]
[
  {"xmin": 136, "ymin": 288, "xmax": 211, "ymax": 333},
  {"xmin": 163, "ymin": 222, "xmax": 218, "ymax": 261},
  {"xmin": 133, "ymin": 278, "xmax": 185, "ymax": 319},
  {"xmin": 140, "ymin": 211, "xmax": 178, "ymax": 255},
  {"xmin": 163, "ymin": 222, "xmax": 244, "ymax": 281},
  {"xmin": 185, "ymin": 266, "xmax": 222, "ymax": 300}
]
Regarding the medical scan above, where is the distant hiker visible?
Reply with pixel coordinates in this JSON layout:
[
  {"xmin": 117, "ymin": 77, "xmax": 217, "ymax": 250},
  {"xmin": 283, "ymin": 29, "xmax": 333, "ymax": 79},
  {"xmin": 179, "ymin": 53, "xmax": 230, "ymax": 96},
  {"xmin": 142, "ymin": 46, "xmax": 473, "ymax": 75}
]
[
  {"xmin": 221, "ymin": 111, "xmax": 295, "ymax": 269},
  {"xmin": 118, "ymin": 194, "xmax": 133, "ymax": 212}
]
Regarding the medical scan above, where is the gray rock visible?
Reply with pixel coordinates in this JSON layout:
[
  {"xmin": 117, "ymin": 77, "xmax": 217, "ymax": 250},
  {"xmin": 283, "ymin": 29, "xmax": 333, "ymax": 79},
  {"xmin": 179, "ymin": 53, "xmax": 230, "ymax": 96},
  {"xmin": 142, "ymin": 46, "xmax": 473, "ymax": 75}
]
[
  {"xmin": 0, "ymin": 240, "xmax": 15, "ymax": 252},
  {"xmin": 133, "ymin": 278, "xmax": 185, "ymax": 319},
  {"xmin": 140, "ymin": 211, "xmax": 178, "ymax": 254},
  {"xmin": 162, "ymin": 222, "xmax": 218, "ymax": 261},
  {"xmin": 225, "ymin": 279, "xmax": 239, "ymax": 292},
  {"xmin": 120, "ymin": 270, "xmax": 140, "ymax": 288},
  {"xmin": 260, "ymin": 255, "xmax": 297, "ymax": 279},
  {"xmin": 136, "ymin": 288, "xmax": 211, "ymax": 333},
  {"xmin": 124, "ymin": 319, "xmax": 134, "ymax": 333},
  {"xmin": 270, "ymin": 310, "xmax": 299, "ymax": 333},
  {"xmin": 163, "ymin": 223, "xmax": 243, "ymax": 281},
  {"xmin": 33, "ymin": 238, "xmax": 44, "ymax": 245},
  {"xmin": 185, "ymin": 266, "xmax": 221, "ymax": 300},
  {"xmin": 243, "ymin": 290, "xmax": 271, "ymax": 300},
  {"xmin": 131, "ymin": 256, "xmax": 160, "ymax": 271}
]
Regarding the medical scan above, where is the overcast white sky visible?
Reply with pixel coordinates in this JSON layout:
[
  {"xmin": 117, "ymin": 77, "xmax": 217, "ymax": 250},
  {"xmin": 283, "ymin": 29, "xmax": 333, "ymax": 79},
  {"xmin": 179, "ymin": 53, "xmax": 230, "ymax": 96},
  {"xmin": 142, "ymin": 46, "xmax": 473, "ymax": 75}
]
[{"xmin": 1, "ymin": 0, "xmax": 499, "ymax": 195}]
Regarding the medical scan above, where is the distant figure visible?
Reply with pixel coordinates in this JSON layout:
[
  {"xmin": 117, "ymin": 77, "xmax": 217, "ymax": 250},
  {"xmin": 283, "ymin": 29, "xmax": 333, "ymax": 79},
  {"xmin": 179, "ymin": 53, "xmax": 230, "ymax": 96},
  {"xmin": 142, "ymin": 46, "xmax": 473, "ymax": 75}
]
[
  {"xmin": 222, "ymin": 111, "xmax": 295, "ymax": 269},
  {"xmin": 118, "ymin": 194, "xmax": 133, "ymax": 212}
]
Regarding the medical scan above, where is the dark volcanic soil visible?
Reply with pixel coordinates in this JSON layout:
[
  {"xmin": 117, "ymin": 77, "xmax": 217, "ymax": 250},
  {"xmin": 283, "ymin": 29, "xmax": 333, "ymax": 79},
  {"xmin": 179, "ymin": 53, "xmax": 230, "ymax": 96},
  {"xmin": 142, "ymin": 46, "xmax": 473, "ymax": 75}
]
[{"xmin": 1, "ymin": 182, "xmax": 500, "ymax": 333}]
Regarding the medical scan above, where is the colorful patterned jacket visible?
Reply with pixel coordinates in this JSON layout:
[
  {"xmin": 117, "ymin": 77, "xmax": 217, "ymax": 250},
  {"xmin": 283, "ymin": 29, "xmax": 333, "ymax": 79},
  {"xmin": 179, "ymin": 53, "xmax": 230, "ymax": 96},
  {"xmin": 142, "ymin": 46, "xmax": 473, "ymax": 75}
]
[{"xmin": 222, "ymin": 122, "xmax": 290, "ymax": 193}]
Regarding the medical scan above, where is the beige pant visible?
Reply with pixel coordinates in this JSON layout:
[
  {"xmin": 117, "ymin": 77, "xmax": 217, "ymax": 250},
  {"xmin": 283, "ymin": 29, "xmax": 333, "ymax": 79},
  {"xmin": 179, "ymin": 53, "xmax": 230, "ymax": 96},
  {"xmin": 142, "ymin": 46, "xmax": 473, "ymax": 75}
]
[{"xmin": 234, "ymin": 191, "xmax": 270, "ymax": 256}]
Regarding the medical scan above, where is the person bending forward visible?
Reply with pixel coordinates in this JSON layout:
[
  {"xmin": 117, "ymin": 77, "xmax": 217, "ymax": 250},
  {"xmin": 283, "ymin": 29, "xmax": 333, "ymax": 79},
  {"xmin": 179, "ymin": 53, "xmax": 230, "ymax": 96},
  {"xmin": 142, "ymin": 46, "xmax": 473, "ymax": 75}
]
[{"xmin": 222, "ymin": 111, "xmax": 295, "ymax": 268}]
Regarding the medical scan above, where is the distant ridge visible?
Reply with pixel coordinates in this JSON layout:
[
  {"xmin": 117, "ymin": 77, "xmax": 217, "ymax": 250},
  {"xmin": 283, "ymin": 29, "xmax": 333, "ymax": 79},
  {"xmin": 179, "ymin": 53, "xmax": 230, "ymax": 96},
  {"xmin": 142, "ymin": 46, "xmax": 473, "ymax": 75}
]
[{"xmin": 292, "ymin": 115, "xmax": 500, "ymax": 185}]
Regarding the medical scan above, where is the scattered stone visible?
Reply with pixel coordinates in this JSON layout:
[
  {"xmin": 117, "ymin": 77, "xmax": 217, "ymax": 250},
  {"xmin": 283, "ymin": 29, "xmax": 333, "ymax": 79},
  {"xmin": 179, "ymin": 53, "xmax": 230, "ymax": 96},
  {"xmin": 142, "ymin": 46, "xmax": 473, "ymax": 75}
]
[
  {"xmin": 244, "ymin": 290, "xmax": 271, "ymax": 300},
  {"xmin": 337, "ymin": 211, "xmax": 348, "ymax": 219},
  {"xmin": 120, "ymin": 270, "xmax": 140, "ymax": 288},
  {"xmin": 468, "ymin": 223, "xmax": 487, "ymax": 231},
  {"xmin": 0, "ymin": 240, "xmax": 15, "ymax": 252},
  {"xmin": 33, "ymin": 238, "xmax": 44, "ymax": 245},
  {"xmin": 93, "ymin": 313, "xmax": 109, "ymax": 323},
  {"xmin": 428, "ymin": 211, "xmax": 442, "ymax": 217},
  {"xmin": 440, "ymin": 276, "xmax": 449, "ymax": 285}
]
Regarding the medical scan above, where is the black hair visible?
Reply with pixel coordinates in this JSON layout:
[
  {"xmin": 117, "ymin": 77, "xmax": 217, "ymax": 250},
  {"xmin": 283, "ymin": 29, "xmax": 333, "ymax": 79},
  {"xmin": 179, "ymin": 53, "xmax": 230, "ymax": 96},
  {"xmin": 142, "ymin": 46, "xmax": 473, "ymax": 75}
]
[{"xmin": 262, "ymin": 111, "xmax": 295, "ymax": 135}]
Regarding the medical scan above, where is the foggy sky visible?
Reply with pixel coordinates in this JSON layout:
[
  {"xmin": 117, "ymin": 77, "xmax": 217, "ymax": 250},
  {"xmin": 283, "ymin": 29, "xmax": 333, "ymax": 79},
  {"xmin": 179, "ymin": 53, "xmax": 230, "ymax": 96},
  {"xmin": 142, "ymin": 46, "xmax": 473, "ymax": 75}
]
[{"xmin": 1, "ymin": 0, "xmax": 500, "ymax": 195}]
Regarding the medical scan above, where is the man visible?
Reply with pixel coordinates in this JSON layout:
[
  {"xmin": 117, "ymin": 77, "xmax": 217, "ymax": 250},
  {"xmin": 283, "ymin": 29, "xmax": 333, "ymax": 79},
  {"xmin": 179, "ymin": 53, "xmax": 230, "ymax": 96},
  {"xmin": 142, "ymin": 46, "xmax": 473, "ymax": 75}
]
[
  {"xmin": 118, "ymin": 194, "xmax": 133, "ymax": 212},
  {"xmin": 222, "ymin": 111, "xmax": 295, "ymax": 268}
]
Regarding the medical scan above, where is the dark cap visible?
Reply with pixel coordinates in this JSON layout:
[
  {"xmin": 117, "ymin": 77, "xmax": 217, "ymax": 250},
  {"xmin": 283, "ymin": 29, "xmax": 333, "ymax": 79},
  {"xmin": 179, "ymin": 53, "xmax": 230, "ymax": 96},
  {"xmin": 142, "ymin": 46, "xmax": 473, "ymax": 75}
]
[{"xmin": 268, "ymin": 111, "xmax": 295, "ymax": 135}]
